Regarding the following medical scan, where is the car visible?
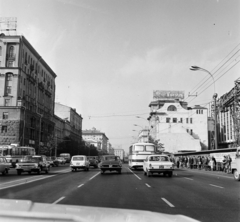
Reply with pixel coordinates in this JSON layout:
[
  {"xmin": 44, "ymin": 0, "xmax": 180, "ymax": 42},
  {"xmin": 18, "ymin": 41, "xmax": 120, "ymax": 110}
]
[
  {"xmin": 87, "ymin": 156, "xmax": 98, "ymax": 168},
  {"xmin": 70, "ymin": 155, "xmax": 89, "ymax": 172},
  {"xmin": 46, "ymin": 157, "xmax": 54, "ymax": 167},
  {"xmin": 0, "ymin": 156, "xmax": 11, "ymax": 175},
  {"xmin": 143, "ymin": 155, "xmax": 174, "ymax": 177},
  {"xmin": 15, "ymin": 155, "xmax": 50, "ymax": 175},
  {"xmin": 47, "ymin": 156, "xmax": 59, "ymax": 167},
  {"xmin": 99, "ymin": 155, "xmax": 122, "ymax": 174},
  {"xmin": 56, "ymin": 157, "xmax": 66, "ymax": 165}
]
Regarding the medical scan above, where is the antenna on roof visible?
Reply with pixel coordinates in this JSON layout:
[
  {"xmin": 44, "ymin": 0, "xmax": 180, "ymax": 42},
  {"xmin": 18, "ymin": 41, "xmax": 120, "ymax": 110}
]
[{"xmin": 0, "ymin": 17, "xmax": 17, "ymax": 35}]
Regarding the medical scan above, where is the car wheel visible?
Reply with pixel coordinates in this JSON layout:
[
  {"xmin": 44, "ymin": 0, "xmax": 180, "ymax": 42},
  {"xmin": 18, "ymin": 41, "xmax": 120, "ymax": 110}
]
[
  {"xmin": 163, "ymin": 172, "xmax": 166, "ymax": 177},
  {"xmin": 144, "ymin": 170, "xmax": 146, "ymax": 176},
  {"xmin": 2, "ymin": 169, "xmax": 7, "ymax": 175},
  {"xmin": 45, "ymin": 168, "xmax": 49, "ymax": 174},
  {"xmin": 168, "ymin": 172, "xmax": 173, "ymax": 177},
  {"xmin": 28, "ymin": 171, "xmax": 31, "ymax": 175},
  {"xmin": 17, "ymin": 170, "xmax": 22, "ymax": 175},
  {"xmin": 234, "ymin": 169, "xmax": 240, "ymax": 181},
  {"xmin": 101, "ymin": 170, "xmax": 104, "ymax": 174},
  {"xmin": 118, "ymin": 170, "xmax": 122, "ymax": 174},
  {"xmin": 38, "ymin": 169, "xmax": 41, "ymax": 175},
  {"xmin": 147, "ymin": 169, "xmax": 151, "ymax": 177}
]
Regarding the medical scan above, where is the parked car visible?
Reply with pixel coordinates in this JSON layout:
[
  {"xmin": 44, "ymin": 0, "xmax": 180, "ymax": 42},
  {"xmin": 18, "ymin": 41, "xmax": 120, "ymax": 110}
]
[
  {"xmin": 51, "ymin": 156, "xmax": 60, "ymax": 167},
  {"xmin": 143, "ymin": 155, "xmax": 174, "ymax": 177},
  {"xmin": 56, "ymin": 157, "xmax": 66, "ymax": 165},
  {"xmin": 15, "ymin": 155, "xmax": 50, "ymax": 175},
  {"xmin": 0, "ymin": 156, "xmax": 11, "ymax": 175},
  {"xmin": 87, "ymin": 156, "xmax": 98, "ymax": 168},
  {"xmin": 70, "ymin": 155, "xmax": 89, "ymax": 172},
  {"xmin": 99, "ymin": 155, "xmax": 122, "ymax": 174}
]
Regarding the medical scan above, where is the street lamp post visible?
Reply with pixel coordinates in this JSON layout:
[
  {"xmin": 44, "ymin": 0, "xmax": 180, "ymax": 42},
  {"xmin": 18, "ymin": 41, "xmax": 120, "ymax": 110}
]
[{"xmin": 190, "ymin": 66, "xmax": 218, "ymax": 150}]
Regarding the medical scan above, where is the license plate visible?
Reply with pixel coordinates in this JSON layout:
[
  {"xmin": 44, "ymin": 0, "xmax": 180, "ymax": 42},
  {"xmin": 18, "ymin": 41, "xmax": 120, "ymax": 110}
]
[
  {"xmin": 109, "ymin": 165, "xmax": 112, "ymax": 168},
  {"xmin": 76, "ymin": 163, "xmax": 80, "ymax": 165},
  {"xmin": 159, "ymin": 166, "xmax": 164, "ymax": 169}
]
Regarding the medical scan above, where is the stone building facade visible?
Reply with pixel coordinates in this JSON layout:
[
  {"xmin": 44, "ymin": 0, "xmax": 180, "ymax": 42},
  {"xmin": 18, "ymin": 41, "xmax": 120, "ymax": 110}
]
[{"xmin": 0, "ymin": 34, "xmax": 56, "ymax": 154}]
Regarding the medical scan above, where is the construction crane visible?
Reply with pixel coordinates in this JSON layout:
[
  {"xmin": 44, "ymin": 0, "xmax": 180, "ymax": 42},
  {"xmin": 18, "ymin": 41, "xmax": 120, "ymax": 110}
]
[{"xmin": 218, "ymin": 77, "xmax": 240, "ymax": 147}]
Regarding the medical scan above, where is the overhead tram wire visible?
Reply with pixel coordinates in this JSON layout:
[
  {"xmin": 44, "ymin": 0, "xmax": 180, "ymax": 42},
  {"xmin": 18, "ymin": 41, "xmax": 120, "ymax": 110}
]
[
  {"xmin": 88, "ymin": 112, "xmax": 149, "ymax": 119},
  {"xmin": 187, "ymin": 57, "xmax": 240, "ymax": 104},
  {"xmin": 186, "ymin": 43, "xmax": 240, "ymax": 100}
]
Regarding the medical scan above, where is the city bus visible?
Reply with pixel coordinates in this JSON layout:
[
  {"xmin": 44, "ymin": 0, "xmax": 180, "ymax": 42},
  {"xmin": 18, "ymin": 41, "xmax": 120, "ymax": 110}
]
[
  {"xmin": 0, "ymin": 145, "xmax": 35, "ymax": 167},
  {"xmin": 128, "ymin": 142, "xmax": 156, "ymax": 170},
  {"xmin": 59, "ymin": 153, "xmax": 71, "ymax": 163}
]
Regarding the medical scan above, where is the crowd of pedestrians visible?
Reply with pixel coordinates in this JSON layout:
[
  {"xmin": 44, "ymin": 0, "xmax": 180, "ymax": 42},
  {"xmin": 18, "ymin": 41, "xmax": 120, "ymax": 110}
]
[{"xmin": 172, "ymin": 155, "xmax": 232, "ymax": 173}]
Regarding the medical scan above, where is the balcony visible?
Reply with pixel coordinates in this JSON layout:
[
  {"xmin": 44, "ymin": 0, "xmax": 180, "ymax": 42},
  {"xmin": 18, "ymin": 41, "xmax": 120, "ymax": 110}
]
[{"xmin": 6, "ymin": 53, "xmax": 16, "ymax": 60}]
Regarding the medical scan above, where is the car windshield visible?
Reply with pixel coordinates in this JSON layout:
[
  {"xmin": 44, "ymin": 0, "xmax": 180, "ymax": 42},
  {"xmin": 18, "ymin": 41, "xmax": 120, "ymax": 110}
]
[
  {"xmin": 22, "ymin": 156, "xmax": 42, "ymax": 163},
  {"xmin": 73, "ymin": 157, "xmax": 84, "ymax": 161},
  {"xmin": 104, "ymin": 156, "xmax": 118, "ymax": 161}
]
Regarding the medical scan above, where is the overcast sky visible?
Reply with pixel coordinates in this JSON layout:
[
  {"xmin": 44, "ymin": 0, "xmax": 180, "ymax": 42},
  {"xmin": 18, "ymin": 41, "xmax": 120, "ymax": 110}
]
[{"xmin": 1, "ymin": 0, "xmax": 240, "ymax": 152}]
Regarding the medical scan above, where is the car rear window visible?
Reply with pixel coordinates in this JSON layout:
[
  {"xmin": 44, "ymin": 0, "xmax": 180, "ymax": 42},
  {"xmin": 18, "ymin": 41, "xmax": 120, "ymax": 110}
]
[{"xmin": 73, "ymin": 157, "xmax": 84, "ymax": 161}]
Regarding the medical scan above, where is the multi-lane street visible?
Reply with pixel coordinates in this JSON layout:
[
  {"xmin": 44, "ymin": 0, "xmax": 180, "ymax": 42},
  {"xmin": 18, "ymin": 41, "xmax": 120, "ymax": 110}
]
[{"xmin": 0, "ymin": 164, "xmax": 239, "ymax": 222}]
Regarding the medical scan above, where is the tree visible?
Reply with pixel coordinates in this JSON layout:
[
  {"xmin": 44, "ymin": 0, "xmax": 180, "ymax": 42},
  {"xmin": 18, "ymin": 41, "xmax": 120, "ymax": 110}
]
[{"xmin": 148, "ymin": 135, "xmax": 165, "ymax": 153}]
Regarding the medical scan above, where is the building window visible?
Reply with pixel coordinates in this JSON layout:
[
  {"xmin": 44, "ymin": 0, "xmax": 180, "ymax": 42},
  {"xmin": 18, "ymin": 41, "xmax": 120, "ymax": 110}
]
[
  {"xmin": 3, "ymin": 112, "xmax": 8, "ymax": 119},
  {"xmin": 8, "ymin": 45, "xmax": 14, "ymax": 57},
  {"xmin": 186, "ymin": 129, "xmax": 189, "ymax": 133},
  {"xmin": 180, "ymin": 118, "xmax": 183, "ymax": 123},
  {"xmin": 4, "ymin": 99, "xmax": 10, "ymax": 106},
  {"xmin": 196, "ymin": 110, "xmax": 198, "ymax": 114},
  {"xmin": 166, "ymin": 118, "xmax": 171, "ymax": 123},
  {"xmin": 186, "ymin": 118, "xmax": 188, "ymax": 123},
  {"xmin": 190, "ymin": 118, "xmax": 193, "ymax": 124},
  {"xmin": 167, "ymin": 105, "xmax": 177, "ymax": 111},
  {"xmin": 0, "ymin": 46, "xmax": 2, "ymax": 56},
  {"xmin": 1, "ymin": 126, "xmax": 7, "ymax": 133},
  {"xmin": 190, "ymin": 129, "xmax": 193, "ymax": 135},
  {"xmin": 173, "ymin": 118, "xmax": 177, "ymax": 123}
]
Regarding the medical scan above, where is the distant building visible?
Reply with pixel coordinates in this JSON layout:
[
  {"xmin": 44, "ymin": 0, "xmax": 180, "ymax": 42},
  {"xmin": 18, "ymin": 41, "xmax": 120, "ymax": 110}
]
[
  {"xmin": 0, "ymin": 34, "xmax": 56, "ymax": 154},
  {"xmin": 54, "ymin": 103, "xmax": 83, "ymax": 155},
  {"xmin": 114, "ymin": 148, "xmax": 125, "ymax": 160},
  {"xmin": 138, "ymin": 128, "xmax": 150, "ymax": 143},
  {"xmin": 148, "ymin": 90, "xmax": 208, "ymax": 153},
  {"xmin": 82, "ymin": 128, "xmax": 108, "ymax": 152}
]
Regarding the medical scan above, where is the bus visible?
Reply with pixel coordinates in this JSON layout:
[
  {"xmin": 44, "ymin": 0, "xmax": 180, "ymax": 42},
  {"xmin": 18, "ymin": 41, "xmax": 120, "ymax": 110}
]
[
  {"xmin": 0, "ymin": 145, "xmax": 35, "ymax": 167},
  {"xmin": 129, "ymin": 142, "xmax": 156, "ymax": 170},
  {"xmin": 59, "ymin": 153, "xmax": 71, "ymax": 163}
]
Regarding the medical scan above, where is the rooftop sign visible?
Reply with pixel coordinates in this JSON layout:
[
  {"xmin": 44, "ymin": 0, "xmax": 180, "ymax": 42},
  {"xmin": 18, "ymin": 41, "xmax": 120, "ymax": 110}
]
[{"xmin": 153, "ymin": 90, "xmax": 184, "ymax": 100}]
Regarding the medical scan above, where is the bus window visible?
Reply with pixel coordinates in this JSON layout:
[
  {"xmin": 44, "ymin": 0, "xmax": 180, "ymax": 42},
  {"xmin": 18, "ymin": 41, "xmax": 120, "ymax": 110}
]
[
  {"xmin": 134, "ymin": 145, "xmax": 144, "ymax": 152},
  {"xmin": 145, "ymin": 145, "xmax": 155, "ymax": 152}
]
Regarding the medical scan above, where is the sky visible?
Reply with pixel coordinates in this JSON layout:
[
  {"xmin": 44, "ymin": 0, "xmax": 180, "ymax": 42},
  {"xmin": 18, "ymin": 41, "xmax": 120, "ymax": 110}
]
[{"xmin": 0, "ymin": 0, "xmax": 240, "ymax": 153}]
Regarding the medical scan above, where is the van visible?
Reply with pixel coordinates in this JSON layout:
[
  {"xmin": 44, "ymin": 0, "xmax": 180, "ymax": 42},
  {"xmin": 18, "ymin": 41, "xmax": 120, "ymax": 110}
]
[{"xmin": 70, "ymin": 155, "xmax": 89, "ymax": 172}]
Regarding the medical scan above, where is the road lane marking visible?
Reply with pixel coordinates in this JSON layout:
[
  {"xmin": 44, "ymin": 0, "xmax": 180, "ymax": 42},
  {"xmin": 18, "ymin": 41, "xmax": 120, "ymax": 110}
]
[
  {"xmin": 78, "ymin": 184, "xmax": 84, "ymax": 188},
  {"xmin": 54, "ymin": 169, "xmax": 71, "ymax": 173},
  {"xmin": 145, "ymin": 183, "xmax": 151, "ymax": 188},
  {"xmin": 89, "ymin": 172, "xmax": 100, "ymax": 180},
  {"xmin": 0, "ymin": 175, "xmax": 55, "ymax": 190},
  {"xmin": 184, "ymin": 177, "xmax": 193, "ymax": 180},
  {"xmin": 128, "ymin": 168, "xmax": 142, "ymax": 180},
  {"xmin": 161, "ymin": 198, "xmax": 175, "ymax": 207},
  {"xmin": 52, "ymin": 196, "xmax": 65, "ymax": 204},
  {"xmin": 209, "ymin": 184, "xmax": 224, "ymax": 189},
  {"xmin": 0, "ymin": 175, "xmax": 44, "ymax": 185}
]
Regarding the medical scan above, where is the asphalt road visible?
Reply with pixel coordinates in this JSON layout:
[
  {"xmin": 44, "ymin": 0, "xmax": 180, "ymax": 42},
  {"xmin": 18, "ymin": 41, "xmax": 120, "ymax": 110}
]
[{"xmin": 0, "ymin": 164, "xmax": 239, "ymax": 222}]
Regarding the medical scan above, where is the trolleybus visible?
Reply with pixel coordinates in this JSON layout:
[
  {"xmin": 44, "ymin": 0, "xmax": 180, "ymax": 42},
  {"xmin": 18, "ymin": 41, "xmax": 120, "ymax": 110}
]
[
  {"xmin": 129, "ymin": 142, "xmax": 156, "ymax": 169},
  {"xmin": 0, "ymin": 145, "xmax": 35, "ymax": 167}
]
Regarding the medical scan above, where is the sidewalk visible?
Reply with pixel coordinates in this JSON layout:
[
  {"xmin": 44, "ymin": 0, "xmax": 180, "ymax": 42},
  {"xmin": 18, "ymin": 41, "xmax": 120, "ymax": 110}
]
[{"xmin": 175, "ymin": 167, "xmax": 233, "ymax": 178}]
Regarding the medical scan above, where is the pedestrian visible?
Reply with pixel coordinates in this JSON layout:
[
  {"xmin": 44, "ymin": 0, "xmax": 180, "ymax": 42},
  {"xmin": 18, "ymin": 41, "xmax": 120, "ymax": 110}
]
[{"xmin": 222, "ymin": 156, "xmax": 227, "ymax": 172}]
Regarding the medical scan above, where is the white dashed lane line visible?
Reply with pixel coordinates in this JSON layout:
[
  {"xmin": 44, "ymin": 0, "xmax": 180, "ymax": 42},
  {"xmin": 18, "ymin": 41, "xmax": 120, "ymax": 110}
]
[
  {"xmin": 78, "ymin": 184, "xmax": 84, "ymax": 188},
  {"xmin": 52, "ymin": 196, "xmax": 65, "ymax": 204},
  {"xmin": 209, "ymin": 184, "xmax": 224, "ymax": 189},
  {"xmin": 145, "ymin": 183, "xmax": 151, "ymax": 188},
  {"xmin": 128, "ymin": 168, "xmax": 142, "ymax": 180},
  {"xmin": 161, "ymin": 198, "xmax": 175, "ymax": 207},
  {"xmin": 89, "ymin": 172, "xmax": 100, "ymax": 180},
  {"xmin": 184, "ymin": 177, "xmax": 193, "ymax": 180}
]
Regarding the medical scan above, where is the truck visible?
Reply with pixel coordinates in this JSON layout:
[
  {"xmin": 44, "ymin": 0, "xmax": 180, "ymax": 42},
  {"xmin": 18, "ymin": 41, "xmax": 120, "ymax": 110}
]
[{"xmin": 231, "ymin": 147, "xmax": 240, "ymax": 181}]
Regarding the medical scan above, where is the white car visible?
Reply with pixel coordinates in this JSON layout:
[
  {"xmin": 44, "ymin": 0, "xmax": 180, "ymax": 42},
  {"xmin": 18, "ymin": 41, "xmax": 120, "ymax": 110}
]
[
  {"xmin": 70, "ymin": 155, "xmax": 89, "ymax": 172},
  {"xmin": 143, "ymin": 155, "xmax": 174, "ymax": 177},
  {"xmin": 0, "ymin": 156, "xmax": 11, "ymax": 175}
]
